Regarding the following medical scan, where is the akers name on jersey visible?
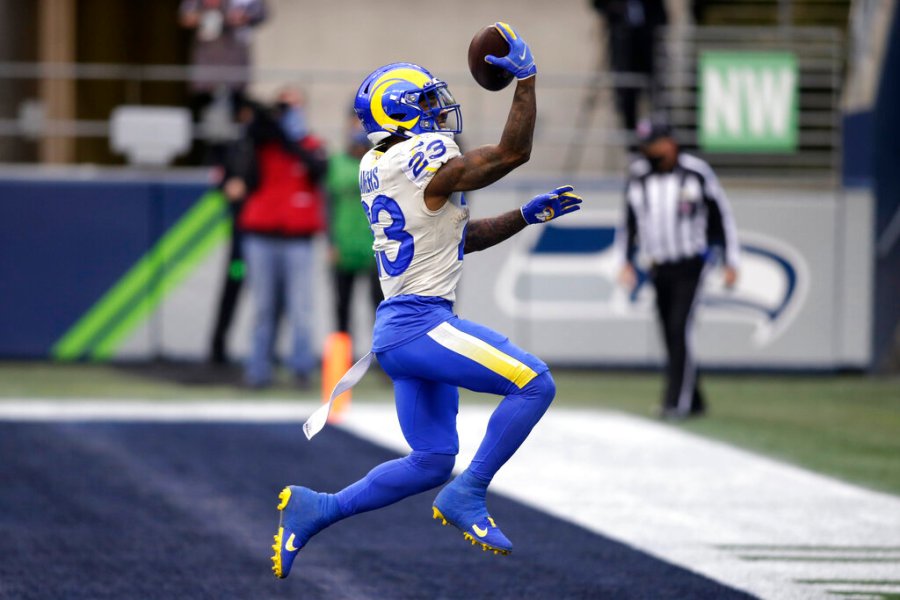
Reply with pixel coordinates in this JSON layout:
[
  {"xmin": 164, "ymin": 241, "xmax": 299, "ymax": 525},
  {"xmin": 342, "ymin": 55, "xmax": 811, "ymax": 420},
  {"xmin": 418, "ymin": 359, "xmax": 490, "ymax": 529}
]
[{"xmin": 358, "ymin": 133, "xmax": 467, "ymax": 302}]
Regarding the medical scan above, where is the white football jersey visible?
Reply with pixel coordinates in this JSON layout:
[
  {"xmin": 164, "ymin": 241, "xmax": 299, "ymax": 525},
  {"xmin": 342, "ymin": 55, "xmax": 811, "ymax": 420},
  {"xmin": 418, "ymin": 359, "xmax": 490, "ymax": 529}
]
[{"xmin": 358, "ymin": 133, "xmax": 467, "ymax": 302}]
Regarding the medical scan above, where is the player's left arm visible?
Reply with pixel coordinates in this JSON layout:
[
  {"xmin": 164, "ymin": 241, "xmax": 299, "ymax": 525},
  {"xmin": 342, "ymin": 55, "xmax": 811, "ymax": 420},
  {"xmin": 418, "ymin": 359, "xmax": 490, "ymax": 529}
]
[
  {"xmin": 464, "ymin": 210, "xmax": 526, "ymax": 254},
  {"xmin": 702, "ymin": 167, "xmax": 740, "ymax": 287},
  {"xmin": 464, "ymin": 185, "xmax": 582, "ymax": 253}
]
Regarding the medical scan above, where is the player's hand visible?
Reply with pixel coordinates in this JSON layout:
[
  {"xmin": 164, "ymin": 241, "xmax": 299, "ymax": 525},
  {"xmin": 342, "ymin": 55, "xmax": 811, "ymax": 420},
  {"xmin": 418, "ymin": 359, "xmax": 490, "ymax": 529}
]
[
  {"xmin": 485, "ymin": 22, "xmax": 536, "ymax": 80},
  {"xmin": 618, "ymin": 263, "xmax": 638, "ymax": 293},
  {"xmin": 521, "ymin": 185, "xmax": 582, "ymax": 224},
  {"xmin": 223, "ymin": 177, "xmax": 246, "ymax": 201},
  {"xmin": 723, "ymin": 266, "xmax": 738, "ymax": 289}
]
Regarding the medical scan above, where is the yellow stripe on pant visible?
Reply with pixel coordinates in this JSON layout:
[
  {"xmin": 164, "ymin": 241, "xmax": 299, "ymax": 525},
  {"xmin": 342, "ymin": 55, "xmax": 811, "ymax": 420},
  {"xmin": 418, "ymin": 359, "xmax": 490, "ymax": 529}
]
[{"xmin": 426, "ymin": 322, "xmax": 537, "ymax": 388}]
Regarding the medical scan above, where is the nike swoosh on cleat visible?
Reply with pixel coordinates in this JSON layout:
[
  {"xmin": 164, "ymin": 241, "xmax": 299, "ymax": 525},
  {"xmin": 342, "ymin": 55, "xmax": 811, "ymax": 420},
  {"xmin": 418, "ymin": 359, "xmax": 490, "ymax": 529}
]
[
  {"xmin": 285, "ymin": 533, "xmax": 299, "ymax": 552},
  {"xmin": 472, "ymin": 524, "xmax": 488, "ymax": 537}
]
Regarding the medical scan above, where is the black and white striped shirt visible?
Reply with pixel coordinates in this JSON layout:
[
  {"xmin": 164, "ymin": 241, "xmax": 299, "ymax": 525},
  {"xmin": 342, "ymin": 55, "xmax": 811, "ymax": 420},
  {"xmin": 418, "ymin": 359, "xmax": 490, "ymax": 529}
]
[{"xmin": 622, "ymin": 153, "xmax": 740, "ymax": 268}]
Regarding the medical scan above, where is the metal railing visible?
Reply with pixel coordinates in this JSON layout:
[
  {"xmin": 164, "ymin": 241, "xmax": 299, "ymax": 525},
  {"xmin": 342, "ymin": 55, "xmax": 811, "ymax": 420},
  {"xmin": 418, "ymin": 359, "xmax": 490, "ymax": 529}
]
[
  {"xmin": 0, "ymin": 26, "xmax": 845, "ymax": 185},
  {"xmin": 654, "ymin": 26, "xmax": 844, "ymax": 186},
  {"xmin": 0, "ymin": 61, "xmax": 646, "ymax": 176}
]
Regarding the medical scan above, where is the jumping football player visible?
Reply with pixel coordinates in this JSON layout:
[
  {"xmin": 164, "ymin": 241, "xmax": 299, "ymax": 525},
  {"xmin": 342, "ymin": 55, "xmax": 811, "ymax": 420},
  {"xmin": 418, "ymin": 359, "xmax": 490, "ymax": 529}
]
[{"xmin": 272, "ymin": 22, "xmax": 583, "ymax": 578}]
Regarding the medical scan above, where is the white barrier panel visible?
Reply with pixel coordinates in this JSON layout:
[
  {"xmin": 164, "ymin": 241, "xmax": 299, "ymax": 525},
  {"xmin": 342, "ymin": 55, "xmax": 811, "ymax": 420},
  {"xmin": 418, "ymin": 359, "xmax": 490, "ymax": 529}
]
[{"xmin": 119, "ymin": 184, "xmax": 872, "ymax": 370}]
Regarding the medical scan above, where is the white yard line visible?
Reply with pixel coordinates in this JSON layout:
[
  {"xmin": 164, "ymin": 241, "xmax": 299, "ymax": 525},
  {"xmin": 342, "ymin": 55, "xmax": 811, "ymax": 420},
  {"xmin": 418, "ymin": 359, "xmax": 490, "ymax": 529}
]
[
  {"xmin": 3, "ymin": 399, "xmax": 898, "ymax": 599},
  {"xmin": 0, "ymin": 399, "xmax": 318, "ymax": 422},
  {"xmin": 339, "ymin": 404, "xmax": 900, "ymax": 600}
]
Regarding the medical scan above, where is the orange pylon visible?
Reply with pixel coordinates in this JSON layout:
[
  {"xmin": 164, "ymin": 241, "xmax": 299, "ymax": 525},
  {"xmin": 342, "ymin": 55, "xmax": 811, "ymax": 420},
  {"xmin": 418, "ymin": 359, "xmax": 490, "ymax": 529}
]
[{"xmin": 321, "ymin": 332, "xmax": 353, "ymax": 423}]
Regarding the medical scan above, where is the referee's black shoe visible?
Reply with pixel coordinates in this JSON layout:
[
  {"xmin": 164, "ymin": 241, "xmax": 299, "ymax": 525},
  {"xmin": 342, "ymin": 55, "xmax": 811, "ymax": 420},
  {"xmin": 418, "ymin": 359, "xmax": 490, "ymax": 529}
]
[{"xmin": 659, "ymin": 406, "xmax": 706, "ymax": 421}]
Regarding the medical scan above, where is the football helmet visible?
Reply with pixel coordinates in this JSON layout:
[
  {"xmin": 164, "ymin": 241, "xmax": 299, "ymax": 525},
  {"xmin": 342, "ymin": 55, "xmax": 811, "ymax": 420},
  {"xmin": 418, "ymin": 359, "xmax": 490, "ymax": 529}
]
[{"xmin": 354, "ymin": 62, "xmax": 462, "ymax": 143}]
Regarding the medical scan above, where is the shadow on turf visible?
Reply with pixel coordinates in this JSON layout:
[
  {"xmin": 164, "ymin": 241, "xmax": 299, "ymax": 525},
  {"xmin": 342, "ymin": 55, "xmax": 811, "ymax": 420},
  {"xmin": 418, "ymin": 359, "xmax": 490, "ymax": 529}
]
[{"xmin": 112, "ymin": 359, "xmax": 247, "ymax": 387}]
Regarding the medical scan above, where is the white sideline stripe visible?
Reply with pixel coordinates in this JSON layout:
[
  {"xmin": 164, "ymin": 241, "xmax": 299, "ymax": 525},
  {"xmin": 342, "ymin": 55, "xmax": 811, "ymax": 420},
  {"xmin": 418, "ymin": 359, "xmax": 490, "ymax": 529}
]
[
  {"xmin": 0, "ymin": 399, "xmax": 320, "ymax": 422},
  {"xmin": 339, "ymin": 404, "xmax": 900, "ymax": 600}
]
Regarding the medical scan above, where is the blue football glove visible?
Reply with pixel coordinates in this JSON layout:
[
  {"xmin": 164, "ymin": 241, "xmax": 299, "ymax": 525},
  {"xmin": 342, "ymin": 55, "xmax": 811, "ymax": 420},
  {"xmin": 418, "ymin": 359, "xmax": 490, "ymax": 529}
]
[
  {"xmin": 521, "ymin": 185, "xmax": 583, "ymax": 224},
  {"xmin": 485, "ymin": 22, "xmax": 537, "ymax": 80}
]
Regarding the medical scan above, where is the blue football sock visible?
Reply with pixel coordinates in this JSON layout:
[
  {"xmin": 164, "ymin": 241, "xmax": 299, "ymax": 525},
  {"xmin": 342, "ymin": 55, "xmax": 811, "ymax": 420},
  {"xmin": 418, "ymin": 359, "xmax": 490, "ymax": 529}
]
[
  {"xmin": 467, "ymin": 371, "xmax": 556, "ymax": 482},
  {"xmin": 454, "ymin": 469, "xmax": 489, "ymax": 496},
  {"xmin": 334, "ymin": 451, "xmax": 455, "ymax": 518}
]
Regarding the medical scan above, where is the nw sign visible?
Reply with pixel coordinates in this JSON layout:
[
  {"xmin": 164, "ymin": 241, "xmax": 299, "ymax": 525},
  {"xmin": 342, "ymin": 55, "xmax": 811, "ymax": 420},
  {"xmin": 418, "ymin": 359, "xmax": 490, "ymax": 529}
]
[{"xmin": 699, "ymin": 51, "xmax": 798, "ymax": 152}]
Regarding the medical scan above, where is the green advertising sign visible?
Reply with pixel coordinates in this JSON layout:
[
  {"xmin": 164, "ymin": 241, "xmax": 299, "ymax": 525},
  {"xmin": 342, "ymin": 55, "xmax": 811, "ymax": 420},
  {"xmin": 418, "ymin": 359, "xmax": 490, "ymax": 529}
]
[{"xmin": 699, "ymin": 51, "xmax": 798, "ymax": 152}]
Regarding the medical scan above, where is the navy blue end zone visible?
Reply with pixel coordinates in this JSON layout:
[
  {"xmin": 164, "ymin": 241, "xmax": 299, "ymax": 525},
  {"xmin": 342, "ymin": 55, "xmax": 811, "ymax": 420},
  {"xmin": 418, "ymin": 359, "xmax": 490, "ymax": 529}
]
[{"xmin": 0, "ymin": 421, "xmax": 756, "ymax": 599}]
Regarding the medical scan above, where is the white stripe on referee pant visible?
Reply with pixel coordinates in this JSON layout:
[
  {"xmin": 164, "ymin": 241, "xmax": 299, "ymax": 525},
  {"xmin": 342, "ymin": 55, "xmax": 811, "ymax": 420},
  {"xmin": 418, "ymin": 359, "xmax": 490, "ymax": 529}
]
[{"xmin": 676, "ymin": 262, "xmax": 708, "ymax": 414}]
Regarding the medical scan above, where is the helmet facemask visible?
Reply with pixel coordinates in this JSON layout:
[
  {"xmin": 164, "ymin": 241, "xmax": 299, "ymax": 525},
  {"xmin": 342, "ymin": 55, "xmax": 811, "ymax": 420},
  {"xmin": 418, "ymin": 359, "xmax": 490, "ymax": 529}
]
[{"xmin": 409, "ymin": 79, "xmax": 462, "ymax": 137}]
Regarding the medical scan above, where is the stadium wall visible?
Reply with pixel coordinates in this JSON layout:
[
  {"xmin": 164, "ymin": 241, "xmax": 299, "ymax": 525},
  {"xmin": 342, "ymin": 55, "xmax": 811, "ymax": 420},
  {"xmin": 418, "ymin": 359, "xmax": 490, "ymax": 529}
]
[
  {"xmin": 0, "ymin": 171, "xmax": 873, "ymax": 370},
  {"xmin": 247, "ymin": 1, "xmax": 630, "ymax": 177},
  {"xmin": 872, "ymin": 4, "xmax": 900, "ymax": 369},
  {"xmin": 0, "ymin": 169, "xmax": 225, "ymax": 360}
]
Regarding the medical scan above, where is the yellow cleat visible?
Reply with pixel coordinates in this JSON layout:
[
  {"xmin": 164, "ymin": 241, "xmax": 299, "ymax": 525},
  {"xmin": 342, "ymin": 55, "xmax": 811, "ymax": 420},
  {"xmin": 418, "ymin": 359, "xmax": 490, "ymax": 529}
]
[
  {"xmin": 277, "ymin": 487, "xmax": 291, "ymax": 510},
  {"xmin": 271, "ymin": 526, "xmax": 285, "ymax": 578},
  {"xmin": 271, "ymin": 487, "xmax": 292, "ymax": 578},
  {"xmin": 431, "ymin": 480, "xmax": 513, "ymax": 555},
  {"xmin": 271, "ymin": 485, "xmax": 337, "ymax": 578}
]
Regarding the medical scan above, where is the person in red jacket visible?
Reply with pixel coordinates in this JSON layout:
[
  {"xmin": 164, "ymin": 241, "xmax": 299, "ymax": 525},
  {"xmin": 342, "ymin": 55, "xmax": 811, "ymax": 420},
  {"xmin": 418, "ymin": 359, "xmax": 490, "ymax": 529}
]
[{"xmin": 232, "ymin": 88, "xmax": 328, "ymax": 388}]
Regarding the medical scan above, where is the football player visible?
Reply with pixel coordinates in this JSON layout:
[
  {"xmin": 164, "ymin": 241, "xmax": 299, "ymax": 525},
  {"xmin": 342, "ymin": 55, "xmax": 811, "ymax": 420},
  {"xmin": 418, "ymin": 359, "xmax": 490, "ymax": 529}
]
[{"xmin": 272, "ymin": 22, "xmax": 583, "ymax": 578}]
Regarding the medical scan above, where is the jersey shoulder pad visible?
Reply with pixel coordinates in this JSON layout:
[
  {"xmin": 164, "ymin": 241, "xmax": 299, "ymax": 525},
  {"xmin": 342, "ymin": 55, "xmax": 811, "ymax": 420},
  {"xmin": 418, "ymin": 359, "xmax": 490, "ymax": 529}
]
[
  {"xmin": 359, "ymin": 147, "xmax": 381, "ymax": 171},
  {"xmin": 399, "ymin": 133, "xmax": 461, "ymax": 189}
]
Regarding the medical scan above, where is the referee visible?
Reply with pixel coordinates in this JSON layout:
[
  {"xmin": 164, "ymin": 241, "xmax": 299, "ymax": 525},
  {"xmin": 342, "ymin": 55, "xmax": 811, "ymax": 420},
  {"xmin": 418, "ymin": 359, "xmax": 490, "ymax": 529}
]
[{"xmin": 618, "ymin": 118, "xmax": 740, "ymax": 419}]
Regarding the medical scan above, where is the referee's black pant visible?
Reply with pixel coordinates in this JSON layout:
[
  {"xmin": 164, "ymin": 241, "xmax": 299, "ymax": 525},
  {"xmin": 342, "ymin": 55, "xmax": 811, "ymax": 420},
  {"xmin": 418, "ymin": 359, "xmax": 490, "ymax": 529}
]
[{"xmin": 650, "ymin": 256, "xmax": 706, "ymax": 415}]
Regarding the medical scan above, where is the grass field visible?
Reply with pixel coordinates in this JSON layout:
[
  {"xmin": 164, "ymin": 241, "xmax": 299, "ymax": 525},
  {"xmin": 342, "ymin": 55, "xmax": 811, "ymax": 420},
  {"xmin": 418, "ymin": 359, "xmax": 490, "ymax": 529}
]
[{"xmin": 1, "ymin": 361, "xmax": 898, "ymax": 497}]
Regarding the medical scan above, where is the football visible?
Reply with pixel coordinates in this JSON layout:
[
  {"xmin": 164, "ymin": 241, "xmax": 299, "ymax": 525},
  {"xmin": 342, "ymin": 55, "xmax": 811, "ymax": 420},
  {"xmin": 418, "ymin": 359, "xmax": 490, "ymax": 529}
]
[{"xmin": 467, "ymin": 25, "xmax": 514, "ymax": 91}]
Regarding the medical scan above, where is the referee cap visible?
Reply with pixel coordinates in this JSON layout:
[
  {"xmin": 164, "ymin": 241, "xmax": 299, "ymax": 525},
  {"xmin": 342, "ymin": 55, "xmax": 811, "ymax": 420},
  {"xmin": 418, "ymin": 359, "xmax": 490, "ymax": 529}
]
[{"xmin": 636, "ymin": 115, "xmax": 674, "ymax": 145}]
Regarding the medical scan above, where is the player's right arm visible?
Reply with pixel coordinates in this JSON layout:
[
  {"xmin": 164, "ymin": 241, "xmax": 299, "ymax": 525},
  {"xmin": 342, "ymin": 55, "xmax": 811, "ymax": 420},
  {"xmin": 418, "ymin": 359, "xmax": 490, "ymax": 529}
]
[{"xmin": 425, "ymin": 22, "xmax": 537, "ymax": 205}]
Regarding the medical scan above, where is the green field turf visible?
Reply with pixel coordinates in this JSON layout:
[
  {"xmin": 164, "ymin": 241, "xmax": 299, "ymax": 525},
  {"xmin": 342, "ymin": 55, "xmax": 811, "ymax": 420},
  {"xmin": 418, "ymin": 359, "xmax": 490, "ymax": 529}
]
[{"xmin": 1, "ymin": 361, "xmax": 898, "ymax": 497}]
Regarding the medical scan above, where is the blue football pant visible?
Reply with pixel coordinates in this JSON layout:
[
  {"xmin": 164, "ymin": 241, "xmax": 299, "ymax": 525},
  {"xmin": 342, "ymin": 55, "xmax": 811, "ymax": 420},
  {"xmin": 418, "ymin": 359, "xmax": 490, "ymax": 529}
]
[{"xmin": 333, "ymin": 317, "xmax": 556, "ymax": 519}]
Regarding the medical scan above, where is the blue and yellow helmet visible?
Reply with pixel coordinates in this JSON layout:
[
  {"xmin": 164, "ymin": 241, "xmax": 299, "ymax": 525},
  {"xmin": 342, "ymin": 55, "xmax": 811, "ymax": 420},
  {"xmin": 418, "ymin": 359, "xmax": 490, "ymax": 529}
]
[{"xmin": 354, "ymin": 62, "xmax": 462, "ymax": 143}]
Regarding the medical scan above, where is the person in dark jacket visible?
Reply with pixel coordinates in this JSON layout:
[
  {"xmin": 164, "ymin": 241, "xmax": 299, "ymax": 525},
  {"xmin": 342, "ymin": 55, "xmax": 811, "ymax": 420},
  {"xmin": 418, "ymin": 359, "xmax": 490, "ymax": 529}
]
[{"xmin": 207, "ymin": 100, "xmax": 257, "ymax": 366}]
